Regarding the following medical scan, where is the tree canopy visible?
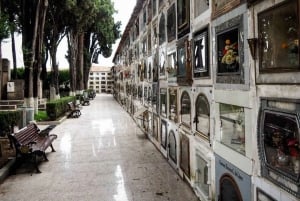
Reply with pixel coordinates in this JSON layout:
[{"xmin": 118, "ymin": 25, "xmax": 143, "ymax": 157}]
[{"xmin": 0, "ymin": 0, "xmax": 121, "ymax": 103}]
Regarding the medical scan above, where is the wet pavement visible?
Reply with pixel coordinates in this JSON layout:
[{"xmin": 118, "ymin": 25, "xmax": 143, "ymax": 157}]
[{"xmin": 0, "ymin": 94, "xmax": 199, "ymax": 201}]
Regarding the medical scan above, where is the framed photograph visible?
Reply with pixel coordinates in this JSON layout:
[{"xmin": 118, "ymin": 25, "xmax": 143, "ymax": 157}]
[
  {"xmin": 193, "ymin": 28, "xmax": 209, "ymax": 77},
  {"xmin": 167, "ymin": 4, "xmax": 176, "ymax": 42},
  {"xmin": 217, "ymin": 28, "xmax": 240, "ymax": 74},
  {"xmin": 177, "ymin": 0, "xmax": 190, "ymax": 37},
  {"xmin": 212, "ymin": 0, "xmax": 240, "ymax": 19}
]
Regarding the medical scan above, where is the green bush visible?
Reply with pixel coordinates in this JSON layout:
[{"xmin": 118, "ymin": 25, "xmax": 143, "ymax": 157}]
[
  {"xmin": 46, "ymin": 96, "xmax": 76, "ymax": 120},
  {"xmin": 0, "ymin": 110, "xmax": 22, "ymax": 136},
  {"xmin": 34, "ymin": 111, "xmax": 49, "ymax": 121}
]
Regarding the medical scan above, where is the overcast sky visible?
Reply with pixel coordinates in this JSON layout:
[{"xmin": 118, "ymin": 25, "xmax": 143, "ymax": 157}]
[{"xmin": 1, "ymin": 0, "xmax": 136, "ymax": 69}]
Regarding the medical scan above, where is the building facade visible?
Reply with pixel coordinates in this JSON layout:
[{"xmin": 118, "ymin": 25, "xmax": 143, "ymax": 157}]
[
  {"xmin": 112, "ymin": 0, "xmax": 300, "ymax": 200},
  {"xmin": 88, "ymin": 66, "xmax": 113, "ymax": 94}
]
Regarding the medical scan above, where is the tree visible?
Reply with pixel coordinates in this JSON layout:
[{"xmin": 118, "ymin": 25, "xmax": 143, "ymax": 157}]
[
  {"xmin": 43, "ymin": 0, "xmax": 67, "ymax": 98},
  {"xmin": 83, "ymin": 0, "xmax": 121, "ymax": 89},
  {"xmin": 65, "ymin": 0, "xmax": 120, "ymax": 94},
  {"xmin": 20, "ymin": 0, "xmax": 48, "ymax": 109},
  {"xmin": 1, "ymin": 0, "xmax": 21, "ymax": 79},
  {"xmin": 0, "ymin": 1, "xmax": 11, "ymax": 100}
]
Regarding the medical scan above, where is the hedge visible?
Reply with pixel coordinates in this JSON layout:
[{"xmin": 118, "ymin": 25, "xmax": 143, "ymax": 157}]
[
  {"xmin": 46, "ymin": 96, "xmax": 76, "ymax": 120},
  {"xmin": 0, "ymin": 110, "xmax": 22, "ymax": 137}
]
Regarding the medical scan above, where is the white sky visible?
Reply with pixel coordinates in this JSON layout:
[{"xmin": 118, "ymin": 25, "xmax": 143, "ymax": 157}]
[{"xmin": 1, "ymin": 0, "xmax": 136, "ymax": 69}]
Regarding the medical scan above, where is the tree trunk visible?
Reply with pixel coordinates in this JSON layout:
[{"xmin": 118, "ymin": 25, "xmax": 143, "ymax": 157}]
[
  {"xmin": 11, "ymin": 31, "xmax": 17, "ymax": 79},
  {"xmin": 83, "ymin": 33, "xmax": 92, "ymax": 89},
  {"xmin": 77, "ymin": 32, "xmax": 84, "ymax": 92},
  {"xmin": 67, "ymin": 30, "xmax": 78, "ymax": 95},
  {"xmin": 33, "ymin": 0, "xmax": 48, "ymax": 112},
  {"xmin": 22, "ymin": 0, "xmax": 41, "ymax": 107}
]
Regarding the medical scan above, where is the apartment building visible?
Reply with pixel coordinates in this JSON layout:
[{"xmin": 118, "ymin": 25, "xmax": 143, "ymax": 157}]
[
  {"xmin": 112, "ymin": 0, "xmax": 300, "ymax": 200},
  {"xmin": 88, "ymin": 65, "xmax": 113, "ymax": 94}
]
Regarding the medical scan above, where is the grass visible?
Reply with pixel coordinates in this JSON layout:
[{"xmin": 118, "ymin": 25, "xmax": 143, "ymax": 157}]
[{"xmin": 34, "ymin": 111, "xmax": 49, "ymax": 121}]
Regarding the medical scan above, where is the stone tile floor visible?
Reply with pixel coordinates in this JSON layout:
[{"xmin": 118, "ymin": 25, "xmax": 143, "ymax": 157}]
[{"xmin": 0, "ymin": 94, "xmax": 199, "ymax": 201}]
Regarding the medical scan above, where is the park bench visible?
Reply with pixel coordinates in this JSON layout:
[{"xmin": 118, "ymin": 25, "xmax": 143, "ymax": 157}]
[
  {"xmin": 88, "ymin": 90, "xmax": 96, "ymax": 100},
  {"xmin": 67, "ymin": 102, "xmax": 81, "ymax": 118},
  {"xmin": 80, "ymin": 95, "xmax": 90, "ymax": 106},
  {"xmin": 8, "ymin": 123, "xmax": 57, "ymax": 173}
]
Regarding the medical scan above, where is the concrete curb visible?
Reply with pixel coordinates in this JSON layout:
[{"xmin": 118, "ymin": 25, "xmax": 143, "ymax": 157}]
[{"xmin": 0, "ymin": 158, "xmax": 15, "ymax": 184}]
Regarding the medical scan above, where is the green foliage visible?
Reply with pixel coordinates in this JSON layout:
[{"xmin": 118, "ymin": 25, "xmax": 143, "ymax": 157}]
[
  {"xmin": 58, "ymin": 69, "xmax": 70, "ymax": 84},
  {"xmin": 0, "ymin": 13, "xmax": 10, "ymax": 41},
  {"xmin": 0, "ymin": 110, "xmax": 22, "ymax": 136},
  {"xmin": 34, "ymin": 111, "xmax": 49, "ymax": 121},
  {"xmin": 46, "ymin": 96, "xmax": 76, "ymax": 120}
]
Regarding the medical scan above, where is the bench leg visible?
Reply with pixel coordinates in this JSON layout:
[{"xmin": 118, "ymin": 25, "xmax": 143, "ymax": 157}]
[
  {"xmin": 50, "ymin": 144, "xmax": 56, "ymax": 152},
  {"xmin": 43, "ymin": 152, "xmax": 49, "ymax": 161},
  {"xmin": 34, "ymin": 154, "xmax": 42, "ymax": 173}
]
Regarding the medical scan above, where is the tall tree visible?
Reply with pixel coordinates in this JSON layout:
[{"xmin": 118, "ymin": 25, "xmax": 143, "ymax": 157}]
[
  {"xmin": 20, "ymin": 0, "xmax": 48, "ymax": 108},
  {"xmin": 65, "ymin": 0, "xmax": 120, "ymax": 93},
  {"xmin": 43, "ymin": 0, "xmax": 67, "ymax": 98},
  {"xmin": 0, "ymin": 1, "xmax": 10, "ymax": 99},
  {"xmin": 83, "ymin": 0, "xmax": 121, "ymax": 89}
]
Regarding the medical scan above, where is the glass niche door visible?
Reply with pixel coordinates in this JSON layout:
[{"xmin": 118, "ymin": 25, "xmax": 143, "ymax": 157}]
[
  {"xmin": 168, "ymin": 130, "xmax": 177, "ymax": 164},
  {"xmin": 181, "ymin": 91, "xmax": 191, "ymax": 128}
]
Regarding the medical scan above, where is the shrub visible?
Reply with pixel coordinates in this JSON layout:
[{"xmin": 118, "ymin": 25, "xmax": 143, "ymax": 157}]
[
  {"xmin": 46, "ymin": 96, "xmax": 76, "ymax": 120},
  {"xmin": 0, "ymin": 110, "xmax": 22, "ymax": 136}
]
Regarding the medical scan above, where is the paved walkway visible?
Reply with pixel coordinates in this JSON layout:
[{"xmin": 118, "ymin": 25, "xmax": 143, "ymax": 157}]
[{"xmin": 0, "ymin": 94, "xmax": 199, "ymax": 201}]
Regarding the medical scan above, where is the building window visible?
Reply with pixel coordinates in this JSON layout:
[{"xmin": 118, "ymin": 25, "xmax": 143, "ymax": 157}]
[
  {"xmin": 195, "ymin": 94, "xmax": 210, "ymax": 140},
  {"xmin": 258, "ymin": 98, "xmax": 300, "ymax": 197},
  {"xmin": 258, "ymin": 0, "xmax": 299, "ymax": 73},
  {"xmin": 161, "ymin": 120, "xmax": 167, "ymax": 149},
  {"xmin": 220, "ymin": 103, "xmax": 245, "ymax": 155},
  {"xmin": 194, "ymin": 0, "xmax": 209, "ymax": 18},
  {"xmin": 160, "ymin": 88, "xmax": 167, "ymax": 117},
  {"xmin": 167, "ymin": 4, "xmax": 176, "ymax": 42},
  {"xmin": 169, "ymin": 131, "xmax": 177, "ymax": 163},
  {"xmin": 181, "ymin": 91, "xmax": 191, "ymax": 128},
  {"xmin": 195, "ymin": 154, "xmax": 209, "ymax": 197},
  {"xmin": 177, "ymin": 0, "xmax": 190, "ymax": 37},
  {"xmin": 159, "ymin": 13, "xmax": 166, "ymax": 45},
  {"xmin": 101, "ymin": 81, "xmax": 105, "ymax": 84},
  {"xmin": 193, "ymin": 28, "xmax": 209, "ymax": 77},
  {"xmin": 90, "ymin": 72, "xmax": 93, "ymax": 75},
  {"xmin": 169, "ymin": 88, "xmax": 178, "ymax": 122}
]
